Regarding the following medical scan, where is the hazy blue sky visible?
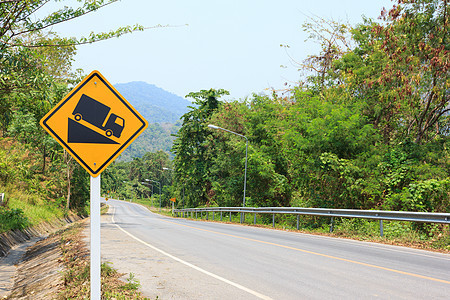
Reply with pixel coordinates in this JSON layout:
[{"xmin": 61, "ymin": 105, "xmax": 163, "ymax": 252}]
[{"xmin": 46, "ymin": 0, "xmax": 393, "ymax": 99}]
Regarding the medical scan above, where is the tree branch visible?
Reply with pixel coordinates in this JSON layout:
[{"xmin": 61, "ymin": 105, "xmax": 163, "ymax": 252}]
[
  {"xmin": 4, "ymin": 24, "xmax": 182, "ymax": 48},
  {"xmin": 12, "ymin": 0, "xmax": 120, "ymax": 38}
]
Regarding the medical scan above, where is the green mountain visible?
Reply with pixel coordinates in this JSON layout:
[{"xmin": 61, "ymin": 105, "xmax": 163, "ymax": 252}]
[
  {"xmin": 114, "ymin": 82, "xmax": 190, "ymax": 160},
  {"xmin": 115, "ymin": 81, "xmax": 190, "ymax": 124}
]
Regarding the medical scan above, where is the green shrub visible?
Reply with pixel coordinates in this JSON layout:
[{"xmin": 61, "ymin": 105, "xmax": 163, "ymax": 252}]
[
  {"xmin": 121, "ymin": 273, "xmax": 141, "ymax": 291},
  {"xmin": 0, "ymin": 207, "xmax": 30, "ymax": 233}
]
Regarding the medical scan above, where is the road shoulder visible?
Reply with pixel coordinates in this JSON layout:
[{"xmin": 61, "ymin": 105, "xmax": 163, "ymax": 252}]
[{"xmin": 97, "ymin": 202, "xmax": 260, "ymax": 299}]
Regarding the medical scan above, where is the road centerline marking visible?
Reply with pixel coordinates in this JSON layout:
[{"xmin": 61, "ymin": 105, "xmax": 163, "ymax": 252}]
[
  {"xmin": 160, "ymin": 218, "xmax": 450, "ymax": 285},
  {"xmin": 110, "ymin": 204, "xmax": 273, "ymax": 300}
]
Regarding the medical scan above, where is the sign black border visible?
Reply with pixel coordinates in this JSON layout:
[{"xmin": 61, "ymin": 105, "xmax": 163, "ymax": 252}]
[{"xmin": 42, "ymin": 72, "xmax": 147, "ymax": 176}]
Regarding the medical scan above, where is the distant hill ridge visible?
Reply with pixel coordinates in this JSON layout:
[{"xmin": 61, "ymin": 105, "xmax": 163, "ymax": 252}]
[
  {"xmin": 114, "ymin": 81, "xmax": 190, "ymax": 124},
  {"xmin": 113, "ymin": 81, "xmax": 190, "ymax": 160}
]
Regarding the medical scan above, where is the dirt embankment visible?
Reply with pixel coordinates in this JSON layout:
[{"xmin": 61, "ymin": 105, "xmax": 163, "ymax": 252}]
[
  {"xmin": 0, "ymin": 215, "xmax": 83, "ymax": 258},
  {"xmin": 5, "ymin": 232, "xmax": 64, "ymax": 299},
  {"xmin": 0, "ymin": 215, "xmax": 83, "ymax": 299},
  {"xmin": 2, "ymin": 213, "xmax": 148, "ymax": 299}
]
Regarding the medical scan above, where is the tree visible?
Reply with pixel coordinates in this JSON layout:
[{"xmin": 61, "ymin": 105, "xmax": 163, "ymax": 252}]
[
  {"xmin": 1, "ymin": 0, "xmax": 150, "ymax": 131},
  {"xmin": 0, "ymin": 0, "xmax": 153, "ymax": 211},
  {"xmin": 172, "ymin": 89, "xmax": 229, "ymax": 207},
  {"xmin": 206, "ymin": 95, "xmax": 292, "ymax": 208},
  {"xmin": 128, "ymin": 150, "xmax": 171, "ymax": 184},
  {"xmin": 335, "ymin": 0, "xmax": 449, "ymax": 144},
  {"xmin": 0, "ymin": 0, "xmax": 145, "ymax": 49},
  {"xmin": 99, "ymin": 151, "xmax": 172, "ymax": 204},
  {"xmin": 300, "ymin": 16, "xmax": 353, "ymax": 91}
]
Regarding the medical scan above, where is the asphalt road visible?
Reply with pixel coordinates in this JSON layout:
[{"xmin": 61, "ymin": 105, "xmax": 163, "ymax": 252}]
[{"xmin": 100, "ymin": 199, "xmax": 450, "ymax": 299}]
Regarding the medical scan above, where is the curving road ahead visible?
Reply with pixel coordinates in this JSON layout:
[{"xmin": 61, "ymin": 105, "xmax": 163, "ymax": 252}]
[{"xmin": 97, "ymin": 199, "xmax": 450, "ymax": 299}]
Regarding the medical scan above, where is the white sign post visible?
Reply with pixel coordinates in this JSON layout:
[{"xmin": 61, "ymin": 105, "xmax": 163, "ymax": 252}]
[{"xmin": 90, "ymin": 175, "xmax": 101, "ymax": 299}]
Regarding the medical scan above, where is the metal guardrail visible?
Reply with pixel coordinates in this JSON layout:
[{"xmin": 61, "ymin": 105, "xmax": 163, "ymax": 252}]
[{"xmin": 174, "ymin": 207, "xmax": 450, "ymax": 236}]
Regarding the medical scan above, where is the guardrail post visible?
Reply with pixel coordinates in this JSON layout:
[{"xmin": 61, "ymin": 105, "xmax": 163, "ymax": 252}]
[
  {"xmin": 206, "ymin": 212, "xmax": 208, "ymax": 220},
  {"xmin": 212, "ymin": 211, "xmax": 215, "ymax": 221},
  {"xmin": 273, "ymin": 213, "xmax": 275, "ymax": 228},
  {"xmin": 296, "ymin": 215, "xmax": 299, "ymax": 230},
  {"xmin": 220, "ymin": 211, "xmax": 223, "ymax": 221},
  {"xmin": 329, "ymin": 217, "xmax": 334, "ymax": 233},
  {"xmin": 379, "ymin": 219, "xmax": 384, "ymax": 237},
  {"xmin": 195, "ymin": 211, "xmax": 197, "ymax": 219},
  {"xmin": 254, "ymin": 213, "xmax": 257, "ymax": 225},
  {"xmin": 229, "ymin": 211, "xmax": 232, "ymax": 222}
]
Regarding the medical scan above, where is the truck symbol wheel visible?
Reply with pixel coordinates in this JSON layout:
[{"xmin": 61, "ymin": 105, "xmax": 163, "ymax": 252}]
[
  {"xmin": 74, "ymin": 113, "xmax": 82, "ymax": 121},
  {"xmin": 105, "ymin": 129, "xmax": 113, "ymax": 137}
]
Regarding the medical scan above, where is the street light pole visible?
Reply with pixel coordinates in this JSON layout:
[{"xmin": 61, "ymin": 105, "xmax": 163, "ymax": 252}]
[{"xmin": 208, "ymin": 124, "xmax": 248, "ymax": 222}]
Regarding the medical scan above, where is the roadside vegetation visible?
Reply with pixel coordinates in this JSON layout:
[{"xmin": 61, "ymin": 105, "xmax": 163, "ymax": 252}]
[
  {"xmin": 57, "ymin": 223, "xmax": 149, "ymax": 299},
  {"xmin": 0, "ymin": 138, "xmax": 78, "ymax": 233},
  {"xmin": 0, "ymin": 1, "xmax": 151, "ymax": 233},
  {"xmin": 105, "ymin": 1, "xmax": 449, "ymax": 248}
]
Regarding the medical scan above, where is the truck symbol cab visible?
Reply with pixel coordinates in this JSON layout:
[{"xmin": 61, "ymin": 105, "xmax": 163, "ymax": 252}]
[{"xmin": 72, "ymin": 94, "xmax": 125, "ymax": 138}]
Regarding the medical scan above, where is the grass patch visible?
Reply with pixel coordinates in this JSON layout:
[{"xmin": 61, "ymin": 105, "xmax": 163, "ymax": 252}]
[
  {"xmin": 6, "ymin": 186, "xmax": 64, "ymax": 225},
  {"xmin": 0, "ymin": 138, "xmax": 73, "ymax": 234},
  {"xmin": 57, "ymin": 223, "xmax": 150, "ymax": 299},
  {"xmin": 120, "ymin": 273, "xmax": 141, "ymax": 291},
  {"xmin": 0, "ymin": 183, "xmax": 65, "ymax": 233}
]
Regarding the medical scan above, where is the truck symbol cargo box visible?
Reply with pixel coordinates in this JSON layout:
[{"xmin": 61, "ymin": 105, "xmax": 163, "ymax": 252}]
[{"xmin": 72, "ymin": 94, "xmax": 125, "ymax": 138}]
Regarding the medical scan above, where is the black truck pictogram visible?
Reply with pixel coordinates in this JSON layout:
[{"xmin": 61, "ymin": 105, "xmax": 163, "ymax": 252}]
[{"xmin": 72, "ymin": 94, "xmax": 125, "ymax": 138}]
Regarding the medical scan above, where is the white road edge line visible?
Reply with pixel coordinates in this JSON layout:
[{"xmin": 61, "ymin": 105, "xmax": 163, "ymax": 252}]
[{"xmin": 110, "ymin": 205, "xmax": 273, "ymax": 300}]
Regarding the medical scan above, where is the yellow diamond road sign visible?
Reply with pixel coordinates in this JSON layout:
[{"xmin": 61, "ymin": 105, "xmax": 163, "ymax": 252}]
[{"xmin": 40, "ymin": 70, "xmax": 148, "ymax": 177}]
